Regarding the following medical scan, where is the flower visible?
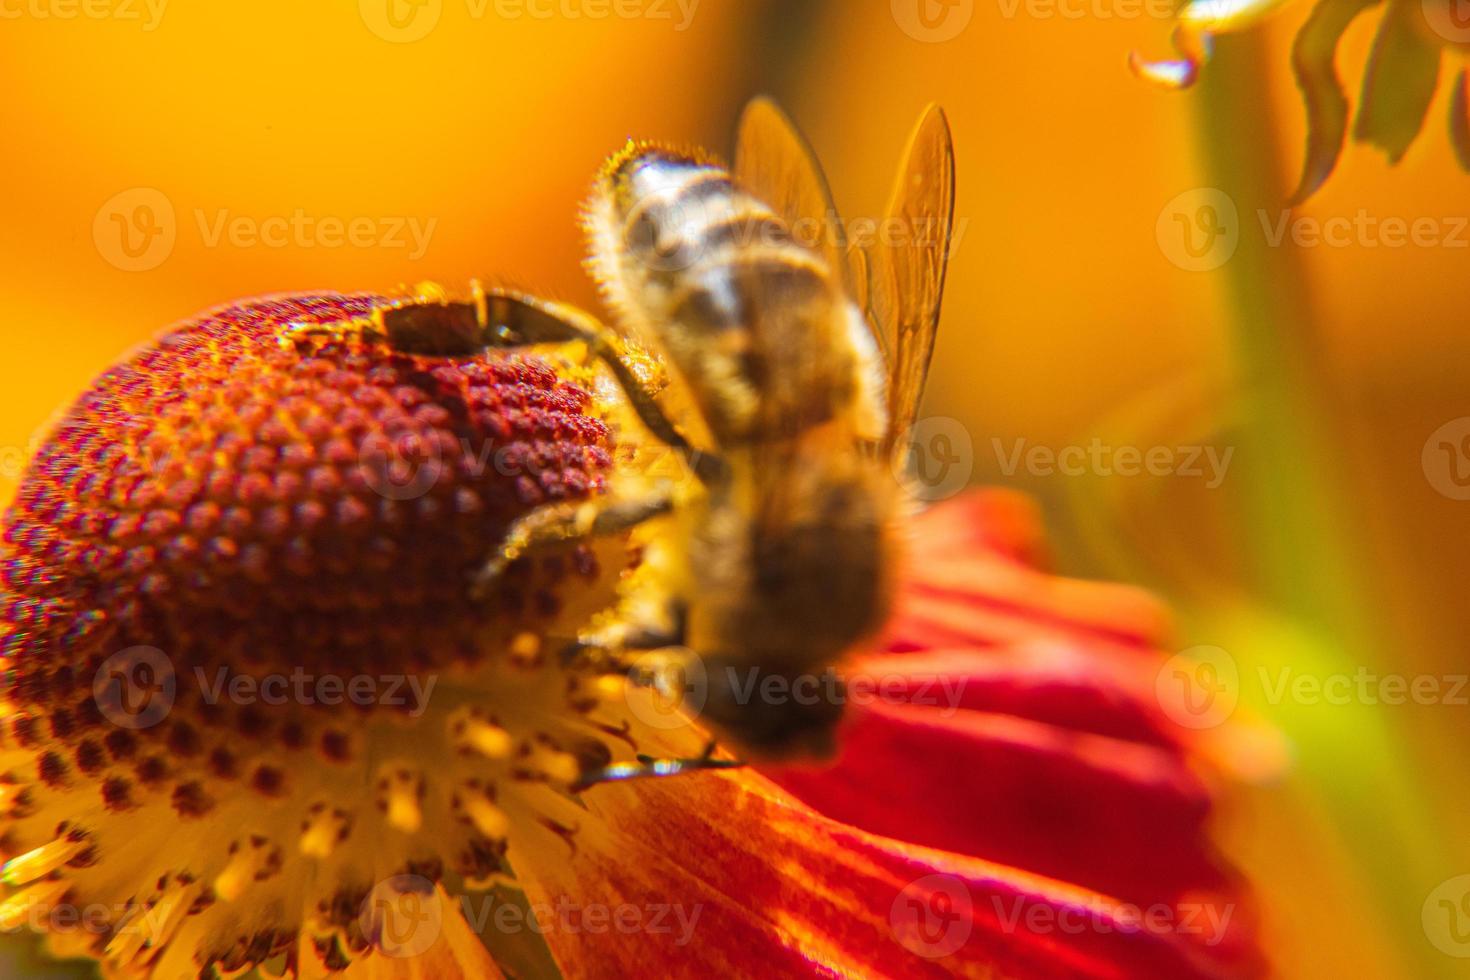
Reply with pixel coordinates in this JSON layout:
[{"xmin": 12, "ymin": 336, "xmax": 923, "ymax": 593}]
[
  {"xmin": 0, "ymin": 293, "xmax": 1269, "ymax": 977},
  {"xmin": 1132, "ymin": 0, "xmax": 1470, "ymax": 200},
  {"xmin": 541, "ymin": 491, "xmax": 1274, "ymax": 978}
]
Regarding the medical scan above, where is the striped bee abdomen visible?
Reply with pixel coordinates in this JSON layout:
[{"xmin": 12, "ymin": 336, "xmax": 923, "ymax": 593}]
[{"xmin": 586, "ymin": 145, "xmax": 857, "ymax": 444}]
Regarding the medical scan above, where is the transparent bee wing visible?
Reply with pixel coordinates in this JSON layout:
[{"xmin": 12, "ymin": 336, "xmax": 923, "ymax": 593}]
[
  {"xmin": 734, "ymin": 97, "xmax": 865, "ymax": 319},
  {"xmin": 869, "ymin": 105, "xmax": 956, "ymax": 453}
]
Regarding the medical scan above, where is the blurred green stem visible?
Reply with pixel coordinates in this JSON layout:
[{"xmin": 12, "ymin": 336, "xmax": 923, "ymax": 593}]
[{"xmin": 1197, "ymin": 32, "xmax": 1448, "ymax": 979}]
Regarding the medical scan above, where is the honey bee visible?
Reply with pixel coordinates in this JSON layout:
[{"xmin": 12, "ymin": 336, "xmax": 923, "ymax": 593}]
[{"xmin": 378, "ymin": 98, "xmax": 954, "ymax": 766}]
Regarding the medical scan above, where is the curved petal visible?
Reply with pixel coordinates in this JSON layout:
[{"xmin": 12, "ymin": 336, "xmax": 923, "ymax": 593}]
[
  {"xmin": 762, "ymin": 697, "xmax": 1242, "ymax": 916},
  {"xmin": 1451, "ymin": 69, "xmax": 1470, "ymax": 171},
  {"xmin": 1354, "ymin": 0, "xmax": 1443, "ymax": 162},
  {"xmin": 530, "ymin": 769, "xmax": 1264, "ymax": 979},
  {"xmin": 1289, "ymin": 0, "xmax": 1385, "ymax": 202}
]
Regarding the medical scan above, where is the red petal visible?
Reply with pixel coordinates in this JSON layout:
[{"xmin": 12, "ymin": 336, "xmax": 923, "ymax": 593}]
[
  {"xmin": 762, "ymin": 697, "xmax": 1238, "ymax": 914},
  {"xmin": 524, "ymin": 770, "xmax": 1262, "ymax": 979}
]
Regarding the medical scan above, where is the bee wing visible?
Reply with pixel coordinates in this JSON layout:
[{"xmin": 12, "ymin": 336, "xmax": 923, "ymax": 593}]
[
  {"xmin": 869, "ymin": 105, "xmax": 956, "ymax": 453},
  {"xmin": 734, "ymin": 97, "xmax": 868, "ymax": 323}
]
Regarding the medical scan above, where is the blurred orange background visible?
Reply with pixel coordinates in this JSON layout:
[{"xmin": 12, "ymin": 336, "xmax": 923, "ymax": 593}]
[{"xmin": 1, "ymin": 2, "xmax": 1467, "ymax": 977}]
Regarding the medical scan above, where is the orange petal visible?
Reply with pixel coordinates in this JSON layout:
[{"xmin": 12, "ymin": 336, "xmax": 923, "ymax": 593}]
[{"xmin": 524, "ymin": 769, "xmax": 1264, "ymax": 979}]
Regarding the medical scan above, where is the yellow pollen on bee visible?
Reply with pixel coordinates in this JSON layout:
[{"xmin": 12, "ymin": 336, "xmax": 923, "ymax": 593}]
[
  {"xmin": 0, "ymin": 878, "xmax": 70, "ymax": 930},
  {"xmin": 1, "ymin": 837, "xmax": 85, "ymax": 886}
]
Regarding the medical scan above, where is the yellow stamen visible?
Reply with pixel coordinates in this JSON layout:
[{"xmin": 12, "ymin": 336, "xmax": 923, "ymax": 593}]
[
  {"xmin": 458, "ymin": 718, "xmax": 514, "ymax": 759},
  {"xmin": 0, "ymin": 878, "xmax": 70, "ymax": 930},
  {"xmin": 2, "ymin": 837, "xmax": 84, "ymax": 886},
  {"xmin": 464, "ymin": 795, "xmax": 510, "ymax": 841},
  {"xmin": 386, "ymin": 780, "xmax": 423, "ymax": 834},
  {"xmin": 299, "ymin": 808, "xmax": 351, "ymax": 860}
]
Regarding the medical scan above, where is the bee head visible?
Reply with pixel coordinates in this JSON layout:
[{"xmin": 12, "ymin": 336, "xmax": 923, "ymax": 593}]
[{"xmin": 696, "ymin": 661, "xmax": 845, "ymax": 762}]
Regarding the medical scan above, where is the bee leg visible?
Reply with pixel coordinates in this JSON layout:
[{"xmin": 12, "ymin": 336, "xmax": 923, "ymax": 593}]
[
  {"xmin": 571, "ymin": 752, "xmax": 743, "ymax": 792},
  {"xmin": 480, "ymin": 288, "xmax": 728, "ymax": 485},
  {"xmin": 560, "ymin": 602, "xmax": 688, "ymax": 674},
  {"xmin": 470, "ymin": 491, "xmax": 674, "ymax": 598}
]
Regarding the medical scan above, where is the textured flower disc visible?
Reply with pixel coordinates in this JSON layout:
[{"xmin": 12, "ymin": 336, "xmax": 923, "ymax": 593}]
[{"xmin": 0, "ymin": 293, "xmax": 690, "ymax": 976}]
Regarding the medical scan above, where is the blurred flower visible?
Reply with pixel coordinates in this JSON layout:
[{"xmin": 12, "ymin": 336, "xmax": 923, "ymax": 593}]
[
  {"xmin": 1132, "ymin": 0, "xmax": 1470, "ymax": 199},
  {"xmin": 0, "ymin": 295, "xmax": 1271, "ymax": 977}
]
